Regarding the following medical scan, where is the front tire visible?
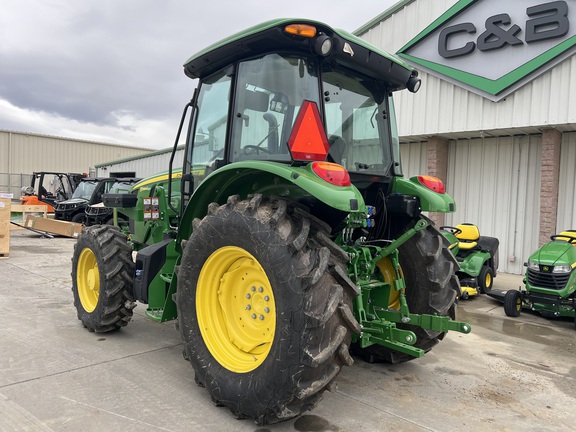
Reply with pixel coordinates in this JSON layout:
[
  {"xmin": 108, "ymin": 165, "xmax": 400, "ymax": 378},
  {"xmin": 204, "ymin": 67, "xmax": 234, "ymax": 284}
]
[
  {"xmin": 176, "ymin": 195, "xmax": 360, "ymax": 425},
  {"xmin": 71, "ymin": 225, "xmax": 136, "ymax": 332},
  {"xmin": 71, "ymin": 212, "xmax": 87, "ymax": 225},
  {"xmin": 504, "ymin": 290, "xmax": 522, "ymax": 317},
  {"xmin": 356, "ymin": 222, "xmax": 460, "ymax": 364}
]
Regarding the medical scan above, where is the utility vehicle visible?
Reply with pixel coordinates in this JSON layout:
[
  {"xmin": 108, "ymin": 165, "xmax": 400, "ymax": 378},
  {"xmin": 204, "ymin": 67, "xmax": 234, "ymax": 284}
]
[
  {"xmin": 84, "ymin": 177, "xmax": 141, "ymax": 226},
  {"xmin": 20, "ymin": 171, "xmax": 85, "ymax": 212},
  {"xmin": 489, "ymin": 230, "xmax": 576, "ymax": 326},
  {"xmin": 441, "ymin": 224, "xmax": 499, "ymax": 298},
  {"xmin": 55, "ymin": 177, "xmax": 139, "ymax": 224},
  {"xmin": 71, "ymin": 19, "xmax": 470, "ymax": 425}
]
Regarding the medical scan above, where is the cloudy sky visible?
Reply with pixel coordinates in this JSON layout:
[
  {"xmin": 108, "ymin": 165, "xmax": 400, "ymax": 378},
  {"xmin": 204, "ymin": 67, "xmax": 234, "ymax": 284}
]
[{"xmin": 1, "ymin": 0, "xmax": 398, "ymax": 150}]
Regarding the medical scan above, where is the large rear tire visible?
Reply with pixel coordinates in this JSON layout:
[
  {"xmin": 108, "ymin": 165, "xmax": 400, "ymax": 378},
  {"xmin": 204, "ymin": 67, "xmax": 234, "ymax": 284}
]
[
  {"xmin": 356, "ymin": 222, "xmax": 460, "ymax": 364},
  {"xmin": 71, "ymin": 225, "xmax": 136, "ymax": 332},
  {"xmin": 176, "ymin": 195, "xmax": 360, "ymax": 425}
]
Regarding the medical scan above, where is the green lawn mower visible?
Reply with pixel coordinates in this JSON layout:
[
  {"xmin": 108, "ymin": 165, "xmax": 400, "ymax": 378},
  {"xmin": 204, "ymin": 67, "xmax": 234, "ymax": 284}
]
[
  {"xmin": 489, "ymin": 230, "xmax": 576, "ymax": 326},
  {"xmin": 441, "ymin": 224, "xmax": 499, "ymax": 299}
]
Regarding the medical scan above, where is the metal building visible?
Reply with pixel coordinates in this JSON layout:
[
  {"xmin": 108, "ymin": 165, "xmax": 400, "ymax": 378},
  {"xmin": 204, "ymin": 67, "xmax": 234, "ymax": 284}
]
[
  {"xmin": 356, "ymin": 0, "xmax": 576, "ymax": 274},
  {"xmin": 0, "ymin": 129, "xmax": 153, "ymax": 196},
  {"xmin": 94, "ymin": 145, "xmax": 185, "ymax": 179}
]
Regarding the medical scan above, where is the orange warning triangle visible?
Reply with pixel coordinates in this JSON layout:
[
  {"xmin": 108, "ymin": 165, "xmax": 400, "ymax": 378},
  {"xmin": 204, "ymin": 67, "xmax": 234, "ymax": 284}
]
[{"xmin": 288, "ymin": 100, "xmax": 329, "ymax": 161}]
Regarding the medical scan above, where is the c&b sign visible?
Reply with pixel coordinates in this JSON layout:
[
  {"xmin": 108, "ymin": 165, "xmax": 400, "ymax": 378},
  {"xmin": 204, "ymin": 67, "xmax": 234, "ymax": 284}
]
[{"xmin": 397, "ymin": 0, "xmax": 576, "ymax": 101}]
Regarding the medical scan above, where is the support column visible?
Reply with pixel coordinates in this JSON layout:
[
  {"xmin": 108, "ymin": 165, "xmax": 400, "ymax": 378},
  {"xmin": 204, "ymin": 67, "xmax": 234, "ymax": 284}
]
[
  {"xmin": 539, "ymin": 128, "xmax": 561, "ymax": 246},
  {"xmin": 427, "ymin": 136, "xmax": 449, "ymax": 227}
]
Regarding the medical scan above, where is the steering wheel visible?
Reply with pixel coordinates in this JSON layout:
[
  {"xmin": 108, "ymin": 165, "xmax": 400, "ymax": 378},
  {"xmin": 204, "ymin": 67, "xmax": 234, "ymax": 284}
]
[
  {"xmin": 550, "ymin": 234, "xmax": 576, "ymax": 244},
  {"xmin": 440, "ymin": 226, "xmax": 462, "ymax": 235},
  {"xmin": 242, "ymin": 145, "xmax": 270, "ymax": 155}
]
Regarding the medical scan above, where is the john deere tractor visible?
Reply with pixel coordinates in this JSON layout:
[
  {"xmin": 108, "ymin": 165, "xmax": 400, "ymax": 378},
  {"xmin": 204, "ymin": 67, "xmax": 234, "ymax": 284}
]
[{"xmin": 71, "ymin": 19, "xmax": 470, "ymax": 425}]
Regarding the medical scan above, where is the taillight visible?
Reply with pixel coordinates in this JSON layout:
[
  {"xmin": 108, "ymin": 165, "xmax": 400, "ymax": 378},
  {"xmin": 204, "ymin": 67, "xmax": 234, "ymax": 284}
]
[
  {"xmin": 417, "ymin": 175, "xmax": 445, "ymax": 194},
  {"xmin": 311, "ymin": 161, "xmax": 351, "ymax": 187}
]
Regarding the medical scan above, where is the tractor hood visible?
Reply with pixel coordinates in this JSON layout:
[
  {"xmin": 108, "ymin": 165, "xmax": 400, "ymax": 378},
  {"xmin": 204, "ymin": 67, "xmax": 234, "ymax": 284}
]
[
  {"xmin": 530, "ymin": 241, "xmax": 576, "ymax": 267},
  {"xmin": 57, "ymin": 198, "xmax": 88, "ymax": 206}
]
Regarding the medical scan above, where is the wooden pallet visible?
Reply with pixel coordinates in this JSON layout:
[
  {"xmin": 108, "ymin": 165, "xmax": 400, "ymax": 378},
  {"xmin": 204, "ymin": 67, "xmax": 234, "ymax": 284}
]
[
  {"xmin": 10, "ymin": 204, "xmax": 49, "ymax": 226},
  {"xmin": 0, "ymin": 198, "xmax": 11, "ymax": 258}
]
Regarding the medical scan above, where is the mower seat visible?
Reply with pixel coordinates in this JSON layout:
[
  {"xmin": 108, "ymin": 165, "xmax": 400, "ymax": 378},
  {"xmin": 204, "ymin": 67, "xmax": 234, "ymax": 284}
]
[
  {"xmin": 556, "ymin": 230, "xmax": 576, "ymax": 243},
  {"xmin": 455, "ymin": 224, "xmax": 480, "ymax": 250}
]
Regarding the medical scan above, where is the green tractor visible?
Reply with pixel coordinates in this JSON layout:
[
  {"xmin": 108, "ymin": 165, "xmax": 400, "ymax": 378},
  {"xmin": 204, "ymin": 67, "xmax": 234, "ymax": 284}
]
[
  {"xmin": 71, "ymin": 19, "xmax": 470, "ymax": 425},
  {"xmin": 489, "ymin": 230, "xmax": 576, "ymax": 326}
]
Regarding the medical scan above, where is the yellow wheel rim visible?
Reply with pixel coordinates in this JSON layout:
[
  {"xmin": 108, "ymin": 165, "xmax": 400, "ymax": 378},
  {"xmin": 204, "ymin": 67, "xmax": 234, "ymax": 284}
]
[
  {"xmin": 197, "ymin": 246, "xmax": 276, "ymax": 373},
  {"xmin": 485, "ymin": 272, "xmax": 492, "ymax": 289},
  {"xmin": 376, "ymin": 257, "xmax": 403, "ymax": 310},
  {"xmin": 515, "ymin": 296, "xmax": 522, "ymax": 312},
  {"xmin": 77, "ymin": 248, "xmax": 100, "ymax": 313}
]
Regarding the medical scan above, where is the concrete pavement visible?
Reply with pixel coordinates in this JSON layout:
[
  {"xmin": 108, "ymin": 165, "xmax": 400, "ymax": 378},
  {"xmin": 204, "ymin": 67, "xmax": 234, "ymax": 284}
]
[{"xmin": 0, "ymin": 230, "xmax": 574, "ymax": 431}]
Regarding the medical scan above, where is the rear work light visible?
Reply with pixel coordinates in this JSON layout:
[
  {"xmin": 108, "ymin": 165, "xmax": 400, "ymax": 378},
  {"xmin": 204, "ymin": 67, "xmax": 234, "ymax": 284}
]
[
  {"xmin": 417, "ymin": 175, "xmax": 445, "ymax": 194},
  {"xmin": 311, "ymin": 161, "xmax": 351, "ymax": 187}
]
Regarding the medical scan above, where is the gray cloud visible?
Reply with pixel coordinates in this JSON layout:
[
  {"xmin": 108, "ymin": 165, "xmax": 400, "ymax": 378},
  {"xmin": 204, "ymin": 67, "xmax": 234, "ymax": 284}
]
[{"xmin": 0, "ymin": 0, "xmax": 396, "ymax": 147}]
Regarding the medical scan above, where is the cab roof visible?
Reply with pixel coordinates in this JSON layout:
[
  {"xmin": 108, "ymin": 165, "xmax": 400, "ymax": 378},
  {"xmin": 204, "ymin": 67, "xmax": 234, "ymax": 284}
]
[{"xmin": 183, "ymin": 18, "xmax": 416, "ymax": 92}]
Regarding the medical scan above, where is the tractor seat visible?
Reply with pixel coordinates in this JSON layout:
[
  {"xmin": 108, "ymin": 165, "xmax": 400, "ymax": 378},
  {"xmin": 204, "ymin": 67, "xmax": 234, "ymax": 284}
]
[
  {"xmin": 556, "ymin": 230, "xmax": 576, "ymax": 243},
  {"xmin": 455, "ymin": 224, "xmax": 480, "ymax": 250}
]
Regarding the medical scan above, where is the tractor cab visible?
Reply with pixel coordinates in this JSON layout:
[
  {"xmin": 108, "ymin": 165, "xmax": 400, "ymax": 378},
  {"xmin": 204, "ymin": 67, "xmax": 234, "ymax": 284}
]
[{"xmin": 174, "ymin": 20, "xmax": 423, "ymax": 230}]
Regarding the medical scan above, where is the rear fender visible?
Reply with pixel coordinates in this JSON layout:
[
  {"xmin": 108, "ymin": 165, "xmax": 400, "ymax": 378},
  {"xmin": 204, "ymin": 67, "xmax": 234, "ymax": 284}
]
[
  {"xmin": 458, "ymin": 251, "xmax": 492, "ymax": 277},
  {"xmin": 177, "ymin": 161, "xmax": 366, "ymax": 242},
  {"xmin": 392, "ymin": 176, "xmax": 456, "ymax": 212}
]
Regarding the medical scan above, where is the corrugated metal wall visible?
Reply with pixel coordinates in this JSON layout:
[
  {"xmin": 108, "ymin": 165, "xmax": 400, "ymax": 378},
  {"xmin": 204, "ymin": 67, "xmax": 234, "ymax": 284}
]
[
  {"xmin": 557, "ymin": 132, "xmax": 576, "ymax": 230},
  {"xmin": 444, "ymin": 136, "xmax": 541, "ymax": 274},
  {"xmin": 97, "ymin": 148, "xmax": 185, "ymax": 179},
  {"xmin": 0, "ymin": 130, "xmax": 151, "ymax": 174},
  {"xmin": 399, "ymin": 141, "xmax": 427, "ymax": 178}
]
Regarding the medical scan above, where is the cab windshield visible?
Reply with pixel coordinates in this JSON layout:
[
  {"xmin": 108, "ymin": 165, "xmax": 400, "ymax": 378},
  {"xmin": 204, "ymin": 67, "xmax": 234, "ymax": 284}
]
[{"xmin": 72, "ymin": 181, "xmax": 98, "ymax": 200}]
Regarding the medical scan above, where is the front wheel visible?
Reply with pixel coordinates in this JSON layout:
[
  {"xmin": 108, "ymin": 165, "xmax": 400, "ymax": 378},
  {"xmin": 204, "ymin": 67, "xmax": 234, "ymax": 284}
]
[
  {"xmin": 504, "ymin": 290, "xmax": 522, "ymax": 317},
  {"xmin": 71, "ymin": 212, "xmax": 87, "ymax": 224},
  {"xmin": 176, "ymin": 195, "xmax": 360, "ymax": 425},
  {"xmin": 71, "ymin": 225, "xmax": 136, "ymax": 332}
]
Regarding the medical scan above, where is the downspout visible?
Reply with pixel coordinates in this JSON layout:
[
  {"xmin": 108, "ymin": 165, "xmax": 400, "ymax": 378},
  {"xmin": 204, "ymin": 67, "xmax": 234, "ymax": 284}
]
[
  {"xmin": 8, "ymin": 132, "xmax": 12, "ymax": 177},
  {"xmin": 8, "ymin": 132, "xmax": 13, "ymax": 196}
]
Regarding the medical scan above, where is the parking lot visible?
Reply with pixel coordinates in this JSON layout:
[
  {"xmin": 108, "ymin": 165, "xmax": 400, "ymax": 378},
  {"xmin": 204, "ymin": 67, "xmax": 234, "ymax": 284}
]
[{"xmin": 1, "ymin": 229, "xmax": 575, "ymax": 432}]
